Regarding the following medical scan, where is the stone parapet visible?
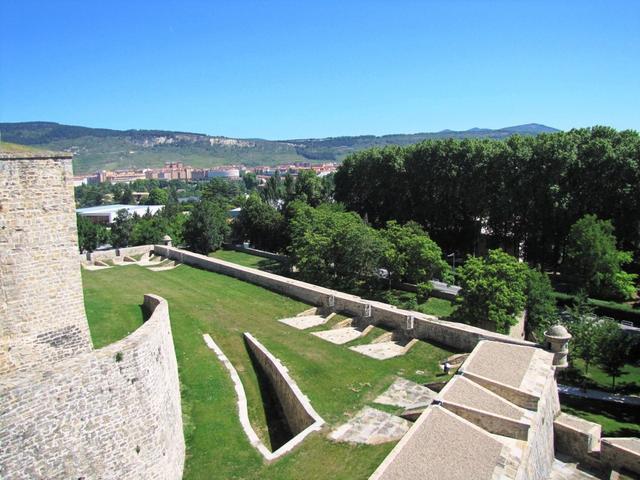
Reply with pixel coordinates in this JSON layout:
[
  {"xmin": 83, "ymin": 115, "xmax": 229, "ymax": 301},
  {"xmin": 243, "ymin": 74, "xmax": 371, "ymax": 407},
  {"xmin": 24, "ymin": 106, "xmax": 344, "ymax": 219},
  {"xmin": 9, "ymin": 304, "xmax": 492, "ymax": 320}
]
[{"xmin": 154, "ymin": 245, "xmax": 535, "ymax": 353}]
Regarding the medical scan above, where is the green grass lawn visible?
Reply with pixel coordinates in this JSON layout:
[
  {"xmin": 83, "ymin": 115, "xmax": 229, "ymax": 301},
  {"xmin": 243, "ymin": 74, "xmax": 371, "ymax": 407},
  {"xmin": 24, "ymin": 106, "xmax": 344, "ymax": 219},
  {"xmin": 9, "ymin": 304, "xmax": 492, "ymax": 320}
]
[
  {"xmin": 82, "ymin": 264, "xmax": 452, "ymax": 480},
  {"xmin": 210, "ymin": 249, "xmax": 285, "ymax": 273},
  {"xmin": 558, "ymin": 359, "xmax": 640, "ymax": 395},
  {"xmin": 560, "ymin": 396, "xmax": 640, "ymax": 437}
]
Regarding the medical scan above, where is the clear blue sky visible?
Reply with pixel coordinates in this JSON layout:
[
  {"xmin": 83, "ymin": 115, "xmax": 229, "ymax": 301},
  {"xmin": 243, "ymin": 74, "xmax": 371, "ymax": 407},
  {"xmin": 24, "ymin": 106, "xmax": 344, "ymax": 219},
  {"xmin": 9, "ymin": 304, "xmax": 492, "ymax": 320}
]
[{"xmin": 1, "ymin": 0, "xmax": 638, "ymax": 139}]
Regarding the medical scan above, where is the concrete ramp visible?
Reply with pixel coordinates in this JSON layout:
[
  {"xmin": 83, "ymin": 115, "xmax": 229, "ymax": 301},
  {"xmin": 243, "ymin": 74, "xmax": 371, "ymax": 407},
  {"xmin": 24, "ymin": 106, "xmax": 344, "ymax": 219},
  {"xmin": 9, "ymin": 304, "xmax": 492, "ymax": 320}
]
[
  {"xmin": 278, "ymin": 314, "xmax": 328, "ymax": 330},
  {"xmin": 329, "ymin": 406, "xmax": 411, "ymax": 445},
  {"xmin": 311, "ymin": 323, "xmax": 374, "ymax": 345},
  {"xmin": 349, "ymin": 333, "xmax": 418, "ymax": 360},
  {"xmin": 374, "ymin": 378, "xmax": 437, "ymax": 409}
]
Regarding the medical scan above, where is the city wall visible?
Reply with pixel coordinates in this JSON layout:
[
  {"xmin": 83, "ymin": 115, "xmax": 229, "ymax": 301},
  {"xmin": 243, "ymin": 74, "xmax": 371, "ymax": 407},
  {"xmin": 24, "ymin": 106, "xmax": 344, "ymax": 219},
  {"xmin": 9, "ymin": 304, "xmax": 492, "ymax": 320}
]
[
  {"xmin": 0, "ymin": 294, "xmax": 184, "ymax": 480},
  {"xmin": 154, "ymin": 245, "xmax": 534, "ymax": 353}
]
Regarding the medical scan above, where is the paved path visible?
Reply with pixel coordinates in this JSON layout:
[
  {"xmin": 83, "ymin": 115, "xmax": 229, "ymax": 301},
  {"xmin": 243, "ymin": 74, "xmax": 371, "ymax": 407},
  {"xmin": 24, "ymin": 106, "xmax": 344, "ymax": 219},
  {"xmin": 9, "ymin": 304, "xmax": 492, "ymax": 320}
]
[
  {"xmin": 329, "ymin": 407, "xmax": 411, "ymax": 445},
  {"xmin": 374, "ymin": 377, "xmax": 437, "ymax": 408},
  {"xmin": 558, "ymin": 385, "xmax": 640, "ymax": 406},
  {"xmin": 278, "ymin": 315, "xmax": 328, "ymax": 330}
]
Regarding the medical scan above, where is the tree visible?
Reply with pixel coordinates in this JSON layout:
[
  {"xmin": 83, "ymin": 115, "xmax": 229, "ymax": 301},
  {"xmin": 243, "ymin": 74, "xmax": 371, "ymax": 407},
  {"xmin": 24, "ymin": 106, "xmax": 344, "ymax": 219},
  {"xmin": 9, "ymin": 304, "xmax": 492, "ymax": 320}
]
[
  {"xmin": 232, "ymin": 193, "xmax": 286, "ymax": 252},
  {"xmin": 525, "ymin": 268, "xmax": 557, "ymax": 341},
  {"xmin": 561, "ymin": 296, "xmax": 600, "ymax": 374},
  {"xmin": 201, "ymin": 178, "xmax": 242, "ymax": 206},
  {"xmin": 183, "ymin": 200, "xmax": 229, "ymax": 254},
  {"xmin": 454, "ymin": 249, "xmax": 529, "ymax": 334},
  {"xmin": 563, "ymin": 214, "xmax": 637, "ymax": 300},
  {"xmin": 146, "ymin": 187, "xmax": 168, "ymax": 205},
  {"xmin": 381, "ymin": 220, "xmax": 451, "ymax": 287},
  {"xmin": 76, "ymin": 215, "xmax": 108, "ymax": 253},
  {"xmin": 596, "ymin": 319, "xmax": 631, "ymax": 389},
  {"xmin": 110, "ymin": 209, "xmax": 134, "ymax": 248},
  {"xmin": 289, "ymin": 203, "xmax": 387, "ymax": 291},
  {"xmin": 242, "ymin": 171, "xmax": 259, "ymax": 190}
]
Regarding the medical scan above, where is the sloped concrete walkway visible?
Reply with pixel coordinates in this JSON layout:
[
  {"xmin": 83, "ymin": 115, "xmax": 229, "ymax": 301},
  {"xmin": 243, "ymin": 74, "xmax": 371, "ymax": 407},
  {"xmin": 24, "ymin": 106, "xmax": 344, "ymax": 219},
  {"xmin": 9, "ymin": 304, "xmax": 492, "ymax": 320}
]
[
  {"xmin": 374, "ymin": 377, "xmax": 437, "ymax": 408},
  {"xmin": 312, "ymin": 324, "xmax": 373, "ymax": 344},
  {"xmin": 329, "ymin": 407, "xmax": 411, "ymax": 445},
  {"xmin": 548, "ymin": 456, "xmax": 603, "ymax": 480},
  {"xmin": 349, "ymin": 338, "xmax": 418, "ymax": 360},
  {"xmin": 278, "ymin": 315, "xmax": 328, "ymax": 330}
]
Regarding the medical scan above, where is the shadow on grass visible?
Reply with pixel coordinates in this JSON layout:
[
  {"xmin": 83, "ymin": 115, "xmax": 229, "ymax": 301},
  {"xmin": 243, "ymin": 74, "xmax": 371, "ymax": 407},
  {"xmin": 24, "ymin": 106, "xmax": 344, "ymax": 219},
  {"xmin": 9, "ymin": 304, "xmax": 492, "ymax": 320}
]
[
  {"xmin": 244, "ymin": 337, "xmax": 294, "ymax": 452},
  {"xmin": 561, "ymin": 395, "xmax": 640, "ymax": 437},
  {"xmin": 559, "ymin": 365, "xmax": 640, "ymax": 395}
]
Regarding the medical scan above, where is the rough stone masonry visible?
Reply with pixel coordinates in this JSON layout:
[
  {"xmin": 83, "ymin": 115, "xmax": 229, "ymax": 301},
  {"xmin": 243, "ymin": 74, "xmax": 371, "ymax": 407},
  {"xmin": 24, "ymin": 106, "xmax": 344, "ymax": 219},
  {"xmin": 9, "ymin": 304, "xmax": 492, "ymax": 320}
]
[{"xmin": 0, "ymin": 151, "xmax": 185, "ymax": 480}]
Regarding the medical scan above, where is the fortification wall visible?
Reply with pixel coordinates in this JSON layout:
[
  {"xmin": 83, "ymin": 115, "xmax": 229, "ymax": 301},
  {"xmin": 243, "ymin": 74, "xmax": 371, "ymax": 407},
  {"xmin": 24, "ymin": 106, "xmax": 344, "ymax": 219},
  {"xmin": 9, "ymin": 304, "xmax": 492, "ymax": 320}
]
[
  {"xmin": 155, "ymin": 245, "xmax": 534, "ymax": 352},
  {"xmin": 244, "ymin": 333, "xmax": 323, "ymax": 437},
  {"xmin": 0, "ymin": 154, "xmax": 92, "ymax": 375},
  {"xmin": 225, "ymin": 243, "xmax": 289, "ymax": 263},
  {"xmin": 518, "ymin": 375, "xmax": 560, "ymax": 480},
  {"xmin": 0, "ymin": 294, "xmax": 184, "ymax": 480}
]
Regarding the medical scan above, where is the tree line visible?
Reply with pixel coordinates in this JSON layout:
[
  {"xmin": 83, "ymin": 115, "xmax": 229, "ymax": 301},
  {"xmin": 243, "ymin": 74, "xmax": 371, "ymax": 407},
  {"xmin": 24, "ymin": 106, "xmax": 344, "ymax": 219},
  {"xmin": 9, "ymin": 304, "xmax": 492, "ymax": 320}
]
[{"xmin": 334, "ymin": 127, "xmax": 640, "ymax": 271}]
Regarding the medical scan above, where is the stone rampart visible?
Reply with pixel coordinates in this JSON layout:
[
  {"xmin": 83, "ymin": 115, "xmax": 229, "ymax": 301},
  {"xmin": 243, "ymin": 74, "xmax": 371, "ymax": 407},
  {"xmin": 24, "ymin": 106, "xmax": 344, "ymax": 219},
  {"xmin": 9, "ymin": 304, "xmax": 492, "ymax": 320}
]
[
  {"xmin": 243, "ymin": 332, "xmax": 324, "ymax": 438},
  {"xmin": 0, "ymin": 294, "xmax": 185, "ymax": 480},
  {"xmin": 518, "ymin": 374, "xmax": 560, "ymax": 480},
  {"xmin": 1, "ymin": 153, "xmax": 92, "ymax": 375},
  {"xmin": 154, "ymin": 245, "xmax": 534, "ymax": 352}
]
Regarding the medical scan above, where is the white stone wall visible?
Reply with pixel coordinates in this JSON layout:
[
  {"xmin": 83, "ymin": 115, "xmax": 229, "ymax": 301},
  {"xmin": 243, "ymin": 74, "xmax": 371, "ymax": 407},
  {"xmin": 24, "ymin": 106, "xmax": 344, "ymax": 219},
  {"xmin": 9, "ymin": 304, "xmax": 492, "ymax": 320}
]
[
  {"xmin": 155, "ymin": 245, "xmax": 535, "ymax": 353},
  {"xmin": 1, "ymin": 155, "xmax": 92, "ymax": 375},
  {"xmin": 0, "ymin": 294, "xmax": 185, "ymax": 480}
]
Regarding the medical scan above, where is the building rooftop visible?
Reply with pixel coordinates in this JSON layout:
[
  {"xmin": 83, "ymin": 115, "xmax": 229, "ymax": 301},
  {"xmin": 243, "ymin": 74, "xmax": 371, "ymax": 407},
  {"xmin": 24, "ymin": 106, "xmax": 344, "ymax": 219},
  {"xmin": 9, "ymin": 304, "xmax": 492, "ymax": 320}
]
[{"xmin": 76, "ymin": 204, "xmax": 164, "ymax": 214}]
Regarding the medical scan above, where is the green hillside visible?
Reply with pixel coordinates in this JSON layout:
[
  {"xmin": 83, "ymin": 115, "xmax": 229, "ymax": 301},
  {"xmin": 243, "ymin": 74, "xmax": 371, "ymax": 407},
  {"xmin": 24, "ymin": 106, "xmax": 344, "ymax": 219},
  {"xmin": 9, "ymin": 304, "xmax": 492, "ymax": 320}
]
[{"xmin": 0, "ymin": 121, "xmax": 559, "ymax": 174}]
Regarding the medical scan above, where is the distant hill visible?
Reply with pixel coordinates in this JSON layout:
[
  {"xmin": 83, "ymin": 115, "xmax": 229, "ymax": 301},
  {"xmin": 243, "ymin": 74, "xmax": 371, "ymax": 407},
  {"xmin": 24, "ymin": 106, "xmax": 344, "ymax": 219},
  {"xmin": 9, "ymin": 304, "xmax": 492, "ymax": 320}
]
[{"xmin": 0, "ymin": 121, "xmax": 559, "ymax": 174}]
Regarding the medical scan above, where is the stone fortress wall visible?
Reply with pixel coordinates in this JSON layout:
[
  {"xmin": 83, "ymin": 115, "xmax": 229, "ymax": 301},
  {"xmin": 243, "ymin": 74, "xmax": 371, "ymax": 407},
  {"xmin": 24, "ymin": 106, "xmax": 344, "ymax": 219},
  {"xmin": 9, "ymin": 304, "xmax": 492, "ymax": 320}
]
[
  {"xmin": 154, "ymin": 245, "xmax": 535, "ymax": 352},
  {"xmin": 0, "ymin": 152, "xmax": 184, "ymax": 480},
  {"xmin": 154, "ymin": 244, "xmax": 640, "ymax": 478},
  {"xmin": 0, "ymin": 153, "xmax": 92, "ymax": 375}
]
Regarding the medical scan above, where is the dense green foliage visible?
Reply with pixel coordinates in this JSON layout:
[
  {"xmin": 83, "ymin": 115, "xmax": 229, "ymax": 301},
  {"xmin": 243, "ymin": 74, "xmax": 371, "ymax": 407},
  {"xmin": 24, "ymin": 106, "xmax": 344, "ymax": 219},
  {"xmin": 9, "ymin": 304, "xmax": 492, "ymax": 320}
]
[
  {"xmin": 335, "ymin": 127, "xmax": 640, "ymax": 269},
  {"xmin": 563, "ymin": 214, "xmax": 637, "ymax": 300},
  {"xmin": 455, "ymin": 249, "xmax": 532, "ymax": 333},
  {"xmin": 289, "ymin": 203, "xmax": 387, "ymax": 290},
  {"xmin": 232, "ymin": 193, "xmax": 286, "ymax": 252},
  {"xmin": 183, "ymin": 200, "xmax": 229, "ymax": 254},
  {"xmin": 381, "ymin": 221, "xmax": 452, "ymax": 287},
  {"xmin": 76, "ymin": 215, "xmax": 109, "ymax": 252}
]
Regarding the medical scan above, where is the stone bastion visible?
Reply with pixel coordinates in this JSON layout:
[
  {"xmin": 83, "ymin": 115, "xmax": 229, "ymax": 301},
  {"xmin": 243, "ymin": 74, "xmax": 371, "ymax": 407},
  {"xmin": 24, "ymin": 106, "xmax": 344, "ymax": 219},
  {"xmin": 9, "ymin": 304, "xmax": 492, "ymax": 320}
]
[{"xmin": 0, "ymin": 152, "xmax": 185, "ymax": 480}]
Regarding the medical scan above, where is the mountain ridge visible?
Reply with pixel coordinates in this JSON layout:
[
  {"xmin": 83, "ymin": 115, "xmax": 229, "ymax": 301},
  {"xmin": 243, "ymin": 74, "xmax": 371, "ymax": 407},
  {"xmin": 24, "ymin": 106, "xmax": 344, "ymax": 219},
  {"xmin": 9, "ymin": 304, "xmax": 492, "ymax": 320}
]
[{"xmin": 0, "ymin": 121, "xmax": 560, "ymax": 174}]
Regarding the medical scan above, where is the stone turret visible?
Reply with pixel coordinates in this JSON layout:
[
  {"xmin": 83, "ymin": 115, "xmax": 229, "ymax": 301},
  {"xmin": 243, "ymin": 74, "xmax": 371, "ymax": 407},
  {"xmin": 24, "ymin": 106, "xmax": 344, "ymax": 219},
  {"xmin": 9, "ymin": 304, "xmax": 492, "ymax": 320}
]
[
  {"xmin": 162, "ymin": 234, "xmax": 173, "ymax": 247},
  {"xmin": 544, "ymin": 324, "xmax": 572, "ymax": 369}
]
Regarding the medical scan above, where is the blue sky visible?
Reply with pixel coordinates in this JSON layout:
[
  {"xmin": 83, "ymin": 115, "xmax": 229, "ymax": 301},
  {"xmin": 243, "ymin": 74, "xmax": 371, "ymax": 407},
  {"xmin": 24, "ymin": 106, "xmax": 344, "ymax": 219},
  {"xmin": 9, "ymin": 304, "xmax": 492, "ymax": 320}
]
[{"xmin": 1, "ymin": 0, "xmax": 638, "ymax": 139}]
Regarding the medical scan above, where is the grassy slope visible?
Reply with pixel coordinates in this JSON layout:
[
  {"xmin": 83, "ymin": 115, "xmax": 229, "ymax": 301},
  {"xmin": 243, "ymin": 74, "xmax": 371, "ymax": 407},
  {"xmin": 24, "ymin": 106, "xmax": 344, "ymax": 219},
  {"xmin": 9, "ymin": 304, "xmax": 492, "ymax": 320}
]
[{"xmin": 82, "ymin": 264, "xmax": 452, "ymax": 480}]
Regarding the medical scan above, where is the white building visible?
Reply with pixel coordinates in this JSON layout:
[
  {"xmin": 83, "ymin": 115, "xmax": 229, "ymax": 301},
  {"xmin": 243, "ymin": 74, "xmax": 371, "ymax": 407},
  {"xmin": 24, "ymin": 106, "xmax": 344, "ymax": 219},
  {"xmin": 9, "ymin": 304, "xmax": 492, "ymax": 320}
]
[{"xmin": 76, "ymin": 204, "xmax": 164, "ymax": 224}]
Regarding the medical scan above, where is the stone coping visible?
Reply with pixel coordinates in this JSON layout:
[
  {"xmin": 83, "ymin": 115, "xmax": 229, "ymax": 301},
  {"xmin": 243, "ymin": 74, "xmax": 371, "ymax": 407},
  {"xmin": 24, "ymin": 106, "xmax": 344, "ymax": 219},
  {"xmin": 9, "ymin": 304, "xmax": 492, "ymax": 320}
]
[
  {"xmin": 202, "ymin": 333, "xmax": 323, "ymax": 462},
  {"xmin": 438, "ymin": 375, "xmax": 529, "ymax": 422},
  {"xmin": 459, "ymin": 341, "xmax": 554, "ymax": 400},
  {"xmin": 369, "ymin": 405, "xmax": 521, "ymax": 480}
]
